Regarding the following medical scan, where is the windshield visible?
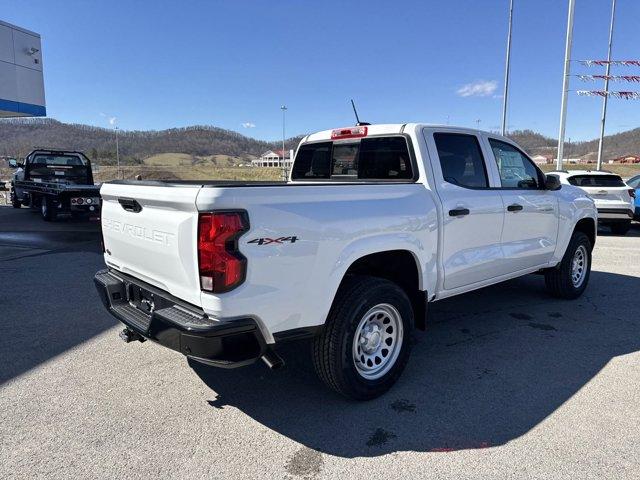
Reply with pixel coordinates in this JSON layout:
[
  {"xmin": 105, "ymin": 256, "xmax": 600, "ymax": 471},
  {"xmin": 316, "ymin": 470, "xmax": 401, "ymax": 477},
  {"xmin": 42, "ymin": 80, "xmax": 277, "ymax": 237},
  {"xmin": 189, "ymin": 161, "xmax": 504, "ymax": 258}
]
[
  {"xmin": 29, "ymin": 154, "xmax": 87, "ymax": 167},
  {"xmin": 627, "ymin": 175, "xmax": 640, "ymax": 188},
  {"xmin": 567, "ymin": 174, "xmax": 625, "ymax": 188},
  {"xmin": 291, "ymin": 136, "xmax": 414, "ymax": 181}
]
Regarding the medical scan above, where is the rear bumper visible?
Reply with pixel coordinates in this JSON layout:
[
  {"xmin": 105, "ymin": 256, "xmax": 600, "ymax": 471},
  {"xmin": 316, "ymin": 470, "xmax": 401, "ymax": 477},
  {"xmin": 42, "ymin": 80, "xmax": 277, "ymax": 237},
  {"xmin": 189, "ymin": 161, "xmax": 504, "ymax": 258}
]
[
  {"xmin": 94, "ymin": 269, "xmax": 267, "ymax": 367},
  {"xmin": 597, "ymin": 208, "xmax": 634, "ymax": 221}
]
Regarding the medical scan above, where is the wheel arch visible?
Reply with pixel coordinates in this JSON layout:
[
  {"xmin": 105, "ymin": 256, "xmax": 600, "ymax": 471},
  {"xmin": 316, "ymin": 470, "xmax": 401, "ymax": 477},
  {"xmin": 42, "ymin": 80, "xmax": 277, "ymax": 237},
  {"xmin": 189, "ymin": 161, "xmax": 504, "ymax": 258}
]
[
  {"xmin": 336, "ymin": 249, "xmax": 428, "ymax": 330},
  {"xmin": 574, "ymin": 217, "xmax": 596, "ymax": 250}
]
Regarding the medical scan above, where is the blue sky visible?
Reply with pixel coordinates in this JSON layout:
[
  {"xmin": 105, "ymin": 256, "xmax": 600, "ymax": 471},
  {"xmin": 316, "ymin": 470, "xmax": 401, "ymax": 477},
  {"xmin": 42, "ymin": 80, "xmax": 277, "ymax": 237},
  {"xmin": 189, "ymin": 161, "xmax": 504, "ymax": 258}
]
[{"xmin": 3, "ymin": 0, "xmax": 639, "ymax": 141}]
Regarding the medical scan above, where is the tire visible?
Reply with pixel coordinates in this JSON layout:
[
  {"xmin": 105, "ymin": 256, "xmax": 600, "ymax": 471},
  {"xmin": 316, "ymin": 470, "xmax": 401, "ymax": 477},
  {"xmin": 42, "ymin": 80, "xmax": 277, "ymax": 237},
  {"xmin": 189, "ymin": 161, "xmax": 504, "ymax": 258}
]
[
  {"xmin": 41, "ymin": 196, "xmax": 56, "ymax": 221},
  {"xmin": 544, "ymin": 231, "xmax": 591, "ymax": 299},
  {"xmin": 11, "ymin": 195, "xmax": 21, "ymax": 208},
  {"xmin": 312, "ymin": 275, "xmax": 413, "ymax": 400},
  {"xmin": 610, "ymin": 221, "xmax": 630, "ymax": 236}
]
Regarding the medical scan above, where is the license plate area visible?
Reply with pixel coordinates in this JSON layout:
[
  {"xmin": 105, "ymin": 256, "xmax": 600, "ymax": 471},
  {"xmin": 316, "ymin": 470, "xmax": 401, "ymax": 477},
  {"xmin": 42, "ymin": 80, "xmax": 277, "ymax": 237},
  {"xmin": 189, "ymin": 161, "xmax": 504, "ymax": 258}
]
[{"xmin": 127, "ymin": 284, "xmax": 156, "ymax": 315}]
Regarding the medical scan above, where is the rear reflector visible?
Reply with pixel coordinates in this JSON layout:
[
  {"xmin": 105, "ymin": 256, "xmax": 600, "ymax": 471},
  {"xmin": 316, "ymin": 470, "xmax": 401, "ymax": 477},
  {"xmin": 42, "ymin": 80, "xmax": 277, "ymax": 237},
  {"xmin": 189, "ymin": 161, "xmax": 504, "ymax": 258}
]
[
  {"xmin": 198, "ymin": 211, "xmax": 249, "ymax": 293},
  {"xmin": 331, "ymin": 126, "xmax": 368, "ymax": 140}
]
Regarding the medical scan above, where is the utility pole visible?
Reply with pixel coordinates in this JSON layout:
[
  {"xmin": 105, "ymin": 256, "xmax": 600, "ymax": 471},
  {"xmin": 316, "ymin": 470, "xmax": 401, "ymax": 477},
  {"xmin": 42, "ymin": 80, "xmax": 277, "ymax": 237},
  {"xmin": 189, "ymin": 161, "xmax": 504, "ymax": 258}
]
[
  {"xmin": 556, "ymin": 0, "xmax": 576, "ymax": 170},
  {"xmin": 501, "ymin": 0, "xmax": 514, "ymax": 136},
  {"xmin": 115, "ymin": 125, "xmax": 120, "ymax": 179},
  {"xmin": 476, "ymin": 119, "xmax": 481, "ymax": 130},
  {"xmin": 281, "ymin": 105, "xmax": 287, "ymax": 181},
  {"xmin": 596, "ymin": 0, "xmax": 616, "ymax": 171}
]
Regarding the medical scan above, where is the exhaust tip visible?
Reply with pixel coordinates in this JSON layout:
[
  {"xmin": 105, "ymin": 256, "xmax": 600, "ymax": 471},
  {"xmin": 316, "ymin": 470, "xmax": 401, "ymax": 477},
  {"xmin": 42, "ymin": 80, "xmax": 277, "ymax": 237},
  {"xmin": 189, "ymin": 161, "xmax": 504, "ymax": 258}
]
[{"xmin": 261, "ymin": 349, "xmax": 285, "ymax": 370}]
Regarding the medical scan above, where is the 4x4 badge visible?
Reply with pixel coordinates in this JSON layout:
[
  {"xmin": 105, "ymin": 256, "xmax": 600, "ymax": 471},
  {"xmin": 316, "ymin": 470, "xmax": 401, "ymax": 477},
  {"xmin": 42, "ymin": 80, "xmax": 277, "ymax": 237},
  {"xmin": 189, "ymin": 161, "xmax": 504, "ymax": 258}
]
[{"xmin": 248, "ymin": 236, "xmax": 298, "ymax": 245}]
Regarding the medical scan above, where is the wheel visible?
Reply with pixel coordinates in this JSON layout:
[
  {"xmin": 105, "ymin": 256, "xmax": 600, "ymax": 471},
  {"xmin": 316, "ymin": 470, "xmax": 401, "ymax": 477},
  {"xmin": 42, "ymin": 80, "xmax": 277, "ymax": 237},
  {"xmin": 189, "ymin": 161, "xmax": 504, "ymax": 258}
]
[
  {"xmin": 312, "ymin": 275, "xmax": 413, "ymax": 400},
  {"xmin": 11, "ymin": 193, "xmax": 21, "ymax": 208},
  {"xmin": 41, "ymin": 196, "xmax": 56, "ymax": 221},
  {"xmin": 544, "ymin": 231, "xmax": 591, "ymax": 299},
  {"xmin": 610, "ymin": 221, "xmax": 630, "ymax": 236}
]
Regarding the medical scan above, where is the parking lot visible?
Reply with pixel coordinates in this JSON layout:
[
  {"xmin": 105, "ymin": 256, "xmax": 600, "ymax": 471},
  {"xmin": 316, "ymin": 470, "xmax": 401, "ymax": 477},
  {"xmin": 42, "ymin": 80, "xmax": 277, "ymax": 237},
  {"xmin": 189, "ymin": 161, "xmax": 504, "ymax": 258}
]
[{"xmin": 1, "ymin": 205, "xmax": 639, "ymax": 479}]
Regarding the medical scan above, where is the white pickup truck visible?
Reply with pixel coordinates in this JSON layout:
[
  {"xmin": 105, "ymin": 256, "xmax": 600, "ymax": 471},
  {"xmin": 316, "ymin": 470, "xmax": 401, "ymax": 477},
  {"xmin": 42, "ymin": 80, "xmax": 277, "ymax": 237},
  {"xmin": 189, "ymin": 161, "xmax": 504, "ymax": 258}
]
[{"xmin": 94, "ymin": 124, "xmax": 597, "ymax": 400}]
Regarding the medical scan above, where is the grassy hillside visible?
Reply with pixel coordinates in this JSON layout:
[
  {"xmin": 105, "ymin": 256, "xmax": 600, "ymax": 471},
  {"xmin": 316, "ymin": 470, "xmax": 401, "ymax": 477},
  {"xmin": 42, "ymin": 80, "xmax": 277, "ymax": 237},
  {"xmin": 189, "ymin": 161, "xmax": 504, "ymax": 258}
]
[{"xmin": 0, "ymin": 118, "xmax": 303, "ymax": 166}]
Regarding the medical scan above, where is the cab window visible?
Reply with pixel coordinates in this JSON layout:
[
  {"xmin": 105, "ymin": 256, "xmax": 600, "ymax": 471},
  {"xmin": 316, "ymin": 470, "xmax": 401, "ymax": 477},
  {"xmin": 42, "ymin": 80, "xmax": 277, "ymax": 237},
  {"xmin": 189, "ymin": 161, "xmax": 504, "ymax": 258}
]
[
  {"xmin": 489, "ymin": 139, "xmax": 541, "ymax": 189},
  {"xmin": 433, "ymin": 133, "xmax": 489, "ymax": 188},
  {"xmin": 291, "ymin": 137, "xmax": 414, "ymax": 181}
]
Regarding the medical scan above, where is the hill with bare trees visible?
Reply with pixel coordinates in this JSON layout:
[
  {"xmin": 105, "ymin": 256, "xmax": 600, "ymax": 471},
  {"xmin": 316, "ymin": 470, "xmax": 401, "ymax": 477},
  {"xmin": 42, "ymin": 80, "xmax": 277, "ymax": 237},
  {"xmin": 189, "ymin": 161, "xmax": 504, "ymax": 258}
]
[{"xmin": 0, "ymin": 118, "xmax": 638, "ymax": 165}]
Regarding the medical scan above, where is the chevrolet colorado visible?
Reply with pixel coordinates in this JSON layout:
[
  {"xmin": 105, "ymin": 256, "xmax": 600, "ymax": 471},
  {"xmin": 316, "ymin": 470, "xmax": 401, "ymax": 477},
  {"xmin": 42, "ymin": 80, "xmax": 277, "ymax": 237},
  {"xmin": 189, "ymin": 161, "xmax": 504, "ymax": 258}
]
[{"xmin": 94, "ymin": 124, "xmax": 597, "ymax": 400}]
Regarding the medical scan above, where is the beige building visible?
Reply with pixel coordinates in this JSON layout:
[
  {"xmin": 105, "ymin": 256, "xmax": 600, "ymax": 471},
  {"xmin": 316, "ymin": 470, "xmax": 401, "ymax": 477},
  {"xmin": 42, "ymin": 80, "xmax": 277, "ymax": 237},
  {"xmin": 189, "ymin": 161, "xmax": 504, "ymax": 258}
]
[{"xmin": 251, "ymin": 149, "xmax": 294, "ymax": 168}]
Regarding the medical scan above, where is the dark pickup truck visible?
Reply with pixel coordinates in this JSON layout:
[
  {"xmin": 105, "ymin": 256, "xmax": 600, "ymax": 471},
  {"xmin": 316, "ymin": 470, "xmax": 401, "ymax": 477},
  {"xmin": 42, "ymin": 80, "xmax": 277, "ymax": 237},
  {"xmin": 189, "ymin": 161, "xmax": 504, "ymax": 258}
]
[{"xmin": 9, "ymin": 149, "xmax": 101, "ymax": 221}]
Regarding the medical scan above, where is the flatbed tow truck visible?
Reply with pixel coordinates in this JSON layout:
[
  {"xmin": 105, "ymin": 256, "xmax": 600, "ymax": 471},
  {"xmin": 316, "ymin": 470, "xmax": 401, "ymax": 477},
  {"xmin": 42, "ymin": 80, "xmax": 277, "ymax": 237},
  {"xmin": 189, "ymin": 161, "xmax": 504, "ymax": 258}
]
[{"xmin": 9, "ymin": 149, "xmax": 101, "ymax": 221}]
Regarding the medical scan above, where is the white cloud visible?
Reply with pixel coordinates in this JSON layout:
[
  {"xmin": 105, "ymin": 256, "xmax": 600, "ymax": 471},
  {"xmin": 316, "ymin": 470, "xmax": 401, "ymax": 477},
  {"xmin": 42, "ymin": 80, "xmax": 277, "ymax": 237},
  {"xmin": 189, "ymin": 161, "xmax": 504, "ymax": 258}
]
[
  {"xmin": 456, "ymin": 80, "xmax": 498, "ymax": 98},
  {"xmin": 109, "ymin": 117, "xmax": 117, "ymax": 126},
  {"xmin": 241, "ymin": 122, "xmax": 256, "ymax": 128}
]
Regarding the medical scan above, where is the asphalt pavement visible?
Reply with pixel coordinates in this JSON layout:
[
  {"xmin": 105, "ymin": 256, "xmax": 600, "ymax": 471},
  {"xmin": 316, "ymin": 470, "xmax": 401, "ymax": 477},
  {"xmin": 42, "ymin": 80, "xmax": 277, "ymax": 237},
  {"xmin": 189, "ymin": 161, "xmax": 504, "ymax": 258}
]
[{"xmin": 1, "ymin": 205, "xmax": 639, "ymax": 479}]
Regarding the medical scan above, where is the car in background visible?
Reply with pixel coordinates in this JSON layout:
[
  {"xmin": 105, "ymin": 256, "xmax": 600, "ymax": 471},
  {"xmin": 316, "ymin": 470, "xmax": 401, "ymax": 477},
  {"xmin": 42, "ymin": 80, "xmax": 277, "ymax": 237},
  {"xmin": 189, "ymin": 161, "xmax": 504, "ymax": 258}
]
[
  {"xmin": 627, "ymin": 174, "xmax": 640, "ymax": 221},
  {"xmin": 548, "ymin": 170, "xmax": 635, "ymax": 235}
]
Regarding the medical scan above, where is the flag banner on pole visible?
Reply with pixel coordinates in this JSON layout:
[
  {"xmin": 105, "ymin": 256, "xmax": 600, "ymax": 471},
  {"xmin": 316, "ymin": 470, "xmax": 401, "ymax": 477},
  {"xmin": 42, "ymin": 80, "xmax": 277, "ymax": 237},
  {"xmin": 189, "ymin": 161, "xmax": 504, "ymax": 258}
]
[
  {"xmin": 579, "ymin": 60, "xmax": 640, "ymax": 67},
  {"xmin": 576, "ymin": 90, "xmax": 640, "ymax": 99},
  {"xmin": 577, "ymin": 75, "xmax": 640, "ymax": 82}
]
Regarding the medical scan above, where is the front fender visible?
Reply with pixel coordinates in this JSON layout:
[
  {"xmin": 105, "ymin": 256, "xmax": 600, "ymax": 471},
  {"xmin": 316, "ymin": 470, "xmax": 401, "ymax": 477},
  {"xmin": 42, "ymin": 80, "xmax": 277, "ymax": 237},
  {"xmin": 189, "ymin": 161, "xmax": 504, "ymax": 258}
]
[{"xmin": 552, "ymin": 186, "xmax": 598, "ymax": 264}]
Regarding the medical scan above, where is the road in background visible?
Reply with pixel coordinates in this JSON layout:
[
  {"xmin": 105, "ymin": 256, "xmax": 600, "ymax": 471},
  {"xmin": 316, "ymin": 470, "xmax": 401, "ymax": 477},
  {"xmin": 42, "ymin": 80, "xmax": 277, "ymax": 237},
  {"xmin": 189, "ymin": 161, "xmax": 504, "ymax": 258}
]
[{"xmin": 1, "ymin": 206, "xmax": 639, "ymax": 479}]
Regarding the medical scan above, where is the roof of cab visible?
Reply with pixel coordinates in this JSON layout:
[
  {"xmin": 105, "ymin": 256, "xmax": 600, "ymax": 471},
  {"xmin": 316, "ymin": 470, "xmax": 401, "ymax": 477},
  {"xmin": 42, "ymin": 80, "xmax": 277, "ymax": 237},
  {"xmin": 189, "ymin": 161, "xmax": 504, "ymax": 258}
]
[{"xmin": 301, "ymin": 123, "xmax": 508, "ymax": 143}]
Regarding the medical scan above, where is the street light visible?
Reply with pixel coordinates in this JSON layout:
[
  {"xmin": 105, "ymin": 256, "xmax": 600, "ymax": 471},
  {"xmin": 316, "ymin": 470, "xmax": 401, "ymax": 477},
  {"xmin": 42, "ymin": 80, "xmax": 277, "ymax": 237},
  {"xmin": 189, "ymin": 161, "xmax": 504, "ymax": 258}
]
[
  {"xmin": 114, "ymin": 125, "xmax": 120, "ymax": 179},
  {"xmin": 281, "ymin": 105, "xmax": 287, "ymax": 181},
  {"xmin": 596, "ymin": 0, "xmax": 617, "ymax": 171},
  {"xmin": 501, "ymin": 0, "xmax": 514, "ymax": 136},
  {"xmin": 556, "ymin": 0, "xmax": 576, "ymax": 170}
]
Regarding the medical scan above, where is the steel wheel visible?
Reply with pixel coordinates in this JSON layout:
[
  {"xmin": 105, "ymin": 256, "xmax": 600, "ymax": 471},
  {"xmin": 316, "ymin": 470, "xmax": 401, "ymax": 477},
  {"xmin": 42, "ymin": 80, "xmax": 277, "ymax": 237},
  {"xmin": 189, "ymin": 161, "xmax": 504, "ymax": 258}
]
[
  {"xmin": 352, "ymin": 303, "xmax": 404, "ymax": 380},
  {"xmin": 571, "ymin": 244, "xmax": 587, "ymax": 287}
]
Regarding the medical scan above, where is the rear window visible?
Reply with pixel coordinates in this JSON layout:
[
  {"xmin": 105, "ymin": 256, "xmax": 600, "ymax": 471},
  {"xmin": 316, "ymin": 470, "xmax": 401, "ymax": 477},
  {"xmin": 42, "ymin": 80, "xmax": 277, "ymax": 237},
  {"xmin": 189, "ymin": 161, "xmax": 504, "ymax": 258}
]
[
  {"xmin": 291, "ymin": 137, "xmax": 414, "ymax": 181},
  {"xmin": 567, "ymin": 174, "xmax": 625, "ymax": 187},
  {"xmin": 29, "ymin": 154, "xmax": 87, "ymax": 166}
]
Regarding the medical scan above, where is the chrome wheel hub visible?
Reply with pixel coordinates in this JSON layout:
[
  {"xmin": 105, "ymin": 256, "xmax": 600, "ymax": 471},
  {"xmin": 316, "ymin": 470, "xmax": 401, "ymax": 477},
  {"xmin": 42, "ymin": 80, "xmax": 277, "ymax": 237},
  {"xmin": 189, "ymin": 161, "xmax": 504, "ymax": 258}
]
[
  {"xmin": 352, "ymin": 303, "xmax": 404, "ymax": 380},
  {"xmin": 571, "ymin": 245, "xmax": 587, "ymax": 287}
]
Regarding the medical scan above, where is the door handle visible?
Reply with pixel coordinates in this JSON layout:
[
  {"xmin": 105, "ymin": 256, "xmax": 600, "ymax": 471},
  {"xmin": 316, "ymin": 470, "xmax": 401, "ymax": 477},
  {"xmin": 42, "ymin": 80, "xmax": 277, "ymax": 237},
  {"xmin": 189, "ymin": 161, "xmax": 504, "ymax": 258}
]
[
  {"xmin": 449, "ymin": 208, "xmax": 470, "ymax": 217},
  {"xmin": 118, "ymin": 197, "xmax": 142, "ymax": 213},
  {"xmin": 507, "ymin": 204, "xmax": 523, "ymax": 212}
]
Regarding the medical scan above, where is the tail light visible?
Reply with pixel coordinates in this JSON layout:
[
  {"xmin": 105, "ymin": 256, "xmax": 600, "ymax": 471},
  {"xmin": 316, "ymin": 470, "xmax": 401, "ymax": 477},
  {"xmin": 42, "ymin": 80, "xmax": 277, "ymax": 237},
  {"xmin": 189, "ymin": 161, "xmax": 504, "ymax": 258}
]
[
  {"xmin": 629, "ymin": 189, "xmax": 636, "ymax": 199},
  {"xmin": 198, "ymin": 211, "xmax": 249, "ymax": 293}
]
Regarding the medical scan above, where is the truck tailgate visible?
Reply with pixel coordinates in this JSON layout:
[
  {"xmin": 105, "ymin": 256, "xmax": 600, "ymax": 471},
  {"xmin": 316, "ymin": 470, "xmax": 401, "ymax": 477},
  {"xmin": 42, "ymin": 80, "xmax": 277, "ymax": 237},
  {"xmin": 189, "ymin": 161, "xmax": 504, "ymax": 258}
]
[{"xmin": 100, "ymin": 183, "xmax": 202, "ymax": 307}]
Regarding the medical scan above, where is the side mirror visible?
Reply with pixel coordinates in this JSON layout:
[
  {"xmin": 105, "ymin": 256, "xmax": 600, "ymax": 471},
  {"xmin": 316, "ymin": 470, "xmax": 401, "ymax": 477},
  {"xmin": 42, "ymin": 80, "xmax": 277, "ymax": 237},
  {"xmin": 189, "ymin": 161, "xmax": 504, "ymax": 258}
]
[
  {"xmin": 8, "ymin": 159, "xmax": 19, "ymax": 168},
  {"xmin": 545, "ymin": 174, "xmax": 562, "ymax": 191}
]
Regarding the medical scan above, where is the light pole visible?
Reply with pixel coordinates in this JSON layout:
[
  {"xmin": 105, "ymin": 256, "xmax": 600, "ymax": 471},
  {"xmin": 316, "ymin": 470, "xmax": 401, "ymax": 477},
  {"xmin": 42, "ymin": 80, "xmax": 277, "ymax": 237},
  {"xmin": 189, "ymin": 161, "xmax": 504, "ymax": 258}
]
[
  {"xmin": 115, "ymin": 125, "xmax": 120, "ymax": 179},
  {"xmin": 501, "ymin": 0, "xmax": 514, "ymax": 136},
  {"xmin": 556, "ymin": 0, "xmax": 576, "ymax": 171},
  {"xmin": 596, "ymin": 0, "xmax": 617, "ymax": 171},
  {"xmin": 281, "ymin": 105, "xmax": 287, "ymax": 181}
]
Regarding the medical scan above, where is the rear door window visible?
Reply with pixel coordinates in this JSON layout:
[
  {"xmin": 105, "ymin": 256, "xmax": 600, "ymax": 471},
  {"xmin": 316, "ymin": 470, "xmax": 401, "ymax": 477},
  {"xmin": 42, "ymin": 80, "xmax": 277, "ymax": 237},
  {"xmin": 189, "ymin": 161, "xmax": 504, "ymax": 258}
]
[
  {"xmin": 433, "ymin": 133, "xmax": 489, "ymax": 188},
  {"xmin": 567, "ymin": 174, "xmax": 625, "ymax": 187},
  {"xmin": 291, "ymin": 136, "xmax": 414, "ymax": 181}
]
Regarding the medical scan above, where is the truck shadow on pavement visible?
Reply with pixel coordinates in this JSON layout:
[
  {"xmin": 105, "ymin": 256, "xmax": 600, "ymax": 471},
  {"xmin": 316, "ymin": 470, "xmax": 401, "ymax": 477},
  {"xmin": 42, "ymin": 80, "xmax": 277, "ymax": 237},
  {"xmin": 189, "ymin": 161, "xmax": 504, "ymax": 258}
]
[
  {"xmin": 190, "ymin": 270, "xmax": 640, "ymax": 457},
  {"xmin": 0, "ymin": 217, "xmax": 108, "ymax": 384}
]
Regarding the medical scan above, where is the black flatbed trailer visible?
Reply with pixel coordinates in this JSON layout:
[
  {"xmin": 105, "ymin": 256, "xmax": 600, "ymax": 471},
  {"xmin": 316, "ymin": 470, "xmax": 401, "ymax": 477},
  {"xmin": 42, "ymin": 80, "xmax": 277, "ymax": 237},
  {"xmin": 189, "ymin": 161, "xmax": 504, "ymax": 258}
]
[{"xmin": 10, "ymin": 149, "xmax": 101, "ymax": 221}]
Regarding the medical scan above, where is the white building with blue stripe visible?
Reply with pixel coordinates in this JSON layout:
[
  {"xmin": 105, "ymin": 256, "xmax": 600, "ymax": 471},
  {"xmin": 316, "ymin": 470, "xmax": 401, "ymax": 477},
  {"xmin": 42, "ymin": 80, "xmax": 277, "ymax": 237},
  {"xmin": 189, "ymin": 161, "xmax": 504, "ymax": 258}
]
[{"xmin": 0, "ymin": 20, "xmax": 46, "ymax": 117}]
